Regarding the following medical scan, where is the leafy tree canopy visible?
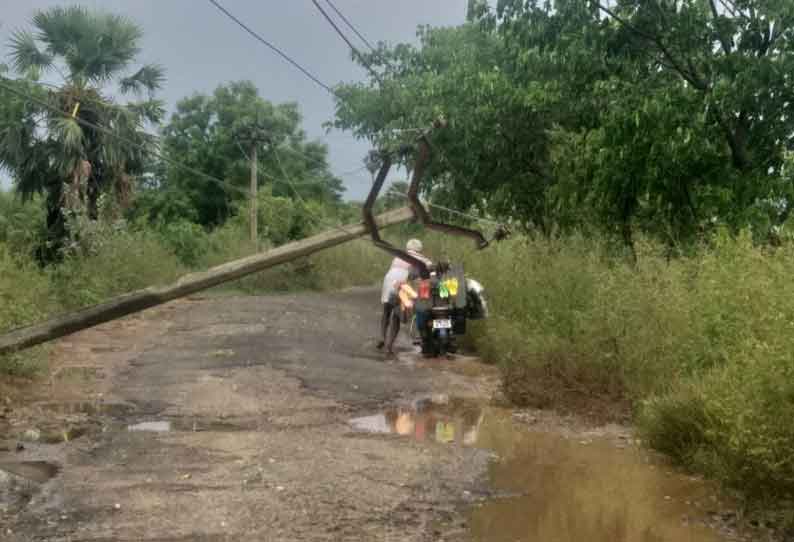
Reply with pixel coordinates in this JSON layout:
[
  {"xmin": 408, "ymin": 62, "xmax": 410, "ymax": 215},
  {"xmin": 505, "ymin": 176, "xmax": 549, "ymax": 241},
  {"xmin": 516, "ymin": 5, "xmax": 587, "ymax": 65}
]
[
  {"xmin": 333, "ymin": 0, "xmax": 794, "ymax": 245},
  {"xmin": 143, "ymin": 81, "xmax": 344, "ymax": 228}
]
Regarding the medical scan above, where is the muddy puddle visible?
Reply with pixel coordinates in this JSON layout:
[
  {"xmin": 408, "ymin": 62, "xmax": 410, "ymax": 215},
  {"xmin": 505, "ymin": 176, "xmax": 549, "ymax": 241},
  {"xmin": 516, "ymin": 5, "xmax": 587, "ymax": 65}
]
[{"xmin": 350, "ymin": 397, "xmax": 735, "ymax": 542}]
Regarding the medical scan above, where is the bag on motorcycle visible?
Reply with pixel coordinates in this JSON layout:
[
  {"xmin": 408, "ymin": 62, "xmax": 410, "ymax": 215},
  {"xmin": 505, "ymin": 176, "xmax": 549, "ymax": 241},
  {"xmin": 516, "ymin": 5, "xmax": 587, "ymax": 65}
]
[{"xmin": 465, "ymin": 279, "xmax": 488, "ymax": 320}]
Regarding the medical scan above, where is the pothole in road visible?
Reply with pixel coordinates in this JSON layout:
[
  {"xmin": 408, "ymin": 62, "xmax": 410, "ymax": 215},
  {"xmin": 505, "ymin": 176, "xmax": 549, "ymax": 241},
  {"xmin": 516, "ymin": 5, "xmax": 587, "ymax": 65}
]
[
  {"xmin": 0, "ymin": 461, "xmax": 60, "ymax": 483},
  {"xmin": 35, "ymin": 401, "xmax": 136, "ymax": 418},
  {"xmin": 14, "ymin": 423, "xmax": 95, "ymax": 444},
  {"xmin": 0, "ymin": 461, "xmax": 61, "ymax": 516},
  {"xmin": 40, "ymin": 425, "xmax": 90, "ymax": 443},
  {"xmin": 349, "ymin": 396, "xmax": 745, "ymax": 542},
  {"xmin": 49, "ymin": 366, "xmax": 102, "ymax": 382}
]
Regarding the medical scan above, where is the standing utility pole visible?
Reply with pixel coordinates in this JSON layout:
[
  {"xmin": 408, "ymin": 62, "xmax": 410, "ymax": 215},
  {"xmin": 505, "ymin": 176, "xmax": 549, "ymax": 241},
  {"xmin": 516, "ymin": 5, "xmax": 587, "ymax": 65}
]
[{"xmin": 250, "ymin": 143, "xmax": 258, "ymax": 247}]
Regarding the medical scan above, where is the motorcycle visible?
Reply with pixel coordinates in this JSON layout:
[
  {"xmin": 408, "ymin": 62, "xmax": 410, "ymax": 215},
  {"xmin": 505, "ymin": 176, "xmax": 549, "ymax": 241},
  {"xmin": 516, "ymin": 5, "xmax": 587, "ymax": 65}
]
[{"xmin": 399, "ymin": 264, "xmax": 488, "ymax": 357}]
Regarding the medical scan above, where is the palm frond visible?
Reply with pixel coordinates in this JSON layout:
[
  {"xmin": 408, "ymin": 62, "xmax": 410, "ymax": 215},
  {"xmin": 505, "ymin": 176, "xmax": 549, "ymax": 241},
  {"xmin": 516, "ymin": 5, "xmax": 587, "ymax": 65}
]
[
  {"xmin": 32, "ymin": 6, "xmax": 143, "ymax": 83},
  {"xmin": 120, "ymin": 64, "xmax": 165, "ymax": 95},
  {"xmin": 50, "ymin": 117, "xmax": 85, "ymax": 156},
  {"xmin": 127, "ymin": 99, "xmax": 166, "ymax": 125},
  {"xmin": 31, "ymin": 7, "xmax": 88, "ymax": 58},
  {"xmin": 11, "ymin": 141, "xmax": 58, "ymax": 199},
  {"xmin": 0, "ymin": 80, "xmax": 46, "ymax": 174},
  {"xmin": 8, "ymin": 30, "xmax": 54, "ymax": 76}
]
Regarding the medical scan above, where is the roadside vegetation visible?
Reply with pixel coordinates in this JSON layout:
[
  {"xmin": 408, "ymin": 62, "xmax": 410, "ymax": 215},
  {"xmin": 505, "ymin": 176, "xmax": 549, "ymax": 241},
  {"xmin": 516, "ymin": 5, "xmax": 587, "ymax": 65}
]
[
  {"xmin": 2, "ymin": 0, "xmax": 794, "ymax": 524},
  {"xmin": 0, "ymin": 188, "xmax": 394, "ymax": 374},
  {"xmin": 454, "ymin": 234, "xmax": 794, "ymax": 510}
]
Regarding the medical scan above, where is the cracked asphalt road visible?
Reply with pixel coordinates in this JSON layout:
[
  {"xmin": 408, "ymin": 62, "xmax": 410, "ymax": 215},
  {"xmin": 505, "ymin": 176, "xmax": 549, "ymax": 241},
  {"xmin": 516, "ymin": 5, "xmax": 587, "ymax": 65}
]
[{"xmin": 1, "ymin": 288, "xmax": 499, "ymax": 541}]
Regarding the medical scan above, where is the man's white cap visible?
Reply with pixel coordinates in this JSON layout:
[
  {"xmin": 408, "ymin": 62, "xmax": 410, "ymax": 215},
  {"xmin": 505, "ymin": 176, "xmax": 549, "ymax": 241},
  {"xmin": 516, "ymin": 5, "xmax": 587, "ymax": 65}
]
[{"xmin": 406, "ymin": 239, "xmax": 423, "ymax": 252}]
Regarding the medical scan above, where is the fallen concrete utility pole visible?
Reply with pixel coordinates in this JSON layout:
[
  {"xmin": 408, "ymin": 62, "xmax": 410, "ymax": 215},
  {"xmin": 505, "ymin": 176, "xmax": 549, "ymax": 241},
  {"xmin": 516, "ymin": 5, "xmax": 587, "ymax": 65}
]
[{"xmin": 0, "ymin": 207, "xmax": 413, "ymax": 356}]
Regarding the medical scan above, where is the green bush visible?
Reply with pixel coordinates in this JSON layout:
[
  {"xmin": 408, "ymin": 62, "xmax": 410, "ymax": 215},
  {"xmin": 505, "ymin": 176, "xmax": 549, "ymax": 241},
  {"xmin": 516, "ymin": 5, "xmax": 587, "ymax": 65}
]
[
  {"xmin": 637, "ymin": 233, "xmax": 794, "ymax": 501},
  {"xmin": 0, "ymin": 190, "xmax": 46, "ymax": 258},
  {"xmin": 0, "ymin": 244, "xmax": 55, "ymax": 374},
  {"xmin": 223, "ymin": 191, "xmax": 326, "ymax": 248},
  {"xmin": 309, "ymin": 238, "xmax": 392, "ymax": 291},
  {"xmin": 51, "ymin": 226, "xmax": 185, "ymax": 310},
  {"xmin": 156, "ymin": 220, "xmax": 211, "ymax": 267}
]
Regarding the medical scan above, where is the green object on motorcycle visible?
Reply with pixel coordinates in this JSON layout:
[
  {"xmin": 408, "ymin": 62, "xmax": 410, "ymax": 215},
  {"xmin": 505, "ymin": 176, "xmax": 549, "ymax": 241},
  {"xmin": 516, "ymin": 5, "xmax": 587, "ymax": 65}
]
[
  {"xmin": 439, "ymin": 283, "xmax": 449, "ymax": 298},
  {"xmin": 435, "ymin": 421, "xmax": 455, "ymax": 443}
]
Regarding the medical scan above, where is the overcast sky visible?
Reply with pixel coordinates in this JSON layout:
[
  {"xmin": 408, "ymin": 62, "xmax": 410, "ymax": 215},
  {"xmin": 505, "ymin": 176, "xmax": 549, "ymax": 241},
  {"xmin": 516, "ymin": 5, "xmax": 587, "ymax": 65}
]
[{"xmin": 0, "ymin": 0, "xmax": 471, "ymax": 199}]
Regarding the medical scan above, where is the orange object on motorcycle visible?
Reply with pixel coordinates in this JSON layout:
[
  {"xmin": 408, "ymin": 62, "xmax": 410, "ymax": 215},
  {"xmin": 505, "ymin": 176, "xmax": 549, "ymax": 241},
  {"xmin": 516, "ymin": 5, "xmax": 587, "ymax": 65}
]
[
  {"xmin": 399, "ymin": 289, "xmax": 414, "ymax": 309},
  {"xmin": 418, "ymin": 280, "xmax": 431, "ymax": 299},
  {"xmin": 400, "ymin": 283, "xmax": 418, "ymax": 299}
]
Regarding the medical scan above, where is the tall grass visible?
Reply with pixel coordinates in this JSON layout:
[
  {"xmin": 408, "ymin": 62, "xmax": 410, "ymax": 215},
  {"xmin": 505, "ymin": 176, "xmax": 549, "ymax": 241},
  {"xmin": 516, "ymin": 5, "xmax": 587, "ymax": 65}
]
[
  {"xmin": 423, "ymin": 230, "xmax": 794, "ymax": 505},
  {"xmin": 51, "ymin": 229, "xmax": 186, "ymax": 309},
  {"xmin": 0, "ymin": 244, "xmax": 56, "ymax": 375}
]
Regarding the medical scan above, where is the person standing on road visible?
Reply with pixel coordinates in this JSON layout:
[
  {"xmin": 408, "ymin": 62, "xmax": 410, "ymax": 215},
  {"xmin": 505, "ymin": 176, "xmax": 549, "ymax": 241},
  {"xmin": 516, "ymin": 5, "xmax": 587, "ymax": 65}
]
[{"xmin": 377, "ymin": 239, "xmax": 432, "ymax": 355}]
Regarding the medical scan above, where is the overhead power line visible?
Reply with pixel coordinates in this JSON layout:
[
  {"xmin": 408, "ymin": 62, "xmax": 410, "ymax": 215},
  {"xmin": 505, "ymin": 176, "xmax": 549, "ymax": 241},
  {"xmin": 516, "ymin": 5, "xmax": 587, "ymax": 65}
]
[
  {"xmin": 0, "ymin": 77, "xmax": 250, "ymax": 198},
  {"xmin": 387, "ymin": 190, "xmax": 503, "ymax": 227},
  {"xmin": 202, "ymin": 2, "xmax": 497, "ymax": 230},
  {"xmin": 206, "ymin": 0, "xmax": 337, "ymax": 97},
  {"xmin": 323, "ymin": 0, "xmax": 377, "ymax": 52},
  {"xmin": 309, "ymin": 0, "xmax": 383, "ymax": 84}
]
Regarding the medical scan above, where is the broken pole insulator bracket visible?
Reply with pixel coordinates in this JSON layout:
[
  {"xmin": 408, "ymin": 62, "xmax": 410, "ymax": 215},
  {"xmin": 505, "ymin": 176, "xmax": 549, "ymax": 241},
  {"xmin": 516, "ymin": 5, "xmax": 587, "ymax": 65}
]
[{"xmin": 361, "ymin": 116, "xmax": 492, "ymax": 276}]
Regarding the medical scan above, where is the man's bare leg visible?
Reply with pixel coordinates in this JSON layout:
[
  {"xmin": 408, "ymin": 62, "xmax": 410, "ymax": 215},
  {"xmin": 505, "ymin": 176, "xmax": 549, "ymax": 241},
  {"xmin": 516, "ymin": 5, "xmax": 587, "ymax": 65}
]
[
  {"xmin": 377, "ymin": 302, "xmax": 392, "ymax": 349},
  {"xmin": 385, "ymin": 311, "xmax": 401, "ymax": 355}
]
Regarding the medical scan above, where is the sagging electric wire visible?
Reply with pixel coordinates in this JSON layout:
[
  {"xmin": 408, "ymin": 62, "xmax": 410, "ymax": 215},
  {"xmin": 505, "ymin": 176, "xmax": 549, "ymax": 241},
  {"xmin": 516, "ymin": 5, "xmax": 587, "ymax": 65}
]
[
  {"xmin": 323, "ymin": 0, "xmax": 377, "ymax": 53},
  {"xmin": 310, "ymin": 0, "xmax": 383, "ymax": 86},
  {"xmin": 206, "ymin": 0, "xmax": 337, "ymax": 97},
  {"xmin": 182, "ymin": 3, "xmax": 504, "ymax": 238}
]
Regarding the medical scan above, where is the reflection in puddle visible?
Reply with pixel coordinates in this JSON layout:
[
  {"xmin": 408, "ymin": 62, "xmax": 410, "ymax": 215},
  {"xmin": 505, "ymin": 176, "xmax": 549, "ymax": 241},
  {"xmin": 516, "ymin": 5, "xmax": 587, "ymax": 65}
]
[
  {"xmin": 350, "ymin": 398, "xmax": 730, "ymax": 542},
  {"xmin": 128, "ymin": 421, "xmax": 171, "ymax": 432},
  {"xmin": 349, "ymin": 396, "xmax": 483, "ymax": 446}
]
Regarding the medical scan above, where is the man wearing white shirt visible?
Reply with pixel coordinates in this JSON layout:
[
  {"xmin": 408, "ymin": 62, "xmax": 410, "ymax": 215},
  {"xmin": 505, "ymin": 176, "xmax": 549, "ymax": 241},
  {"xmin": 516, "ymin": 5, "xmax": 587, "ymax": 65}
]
[{"xmin": 377, "ymin": 239, "xmax": 432, "ymax": 355}]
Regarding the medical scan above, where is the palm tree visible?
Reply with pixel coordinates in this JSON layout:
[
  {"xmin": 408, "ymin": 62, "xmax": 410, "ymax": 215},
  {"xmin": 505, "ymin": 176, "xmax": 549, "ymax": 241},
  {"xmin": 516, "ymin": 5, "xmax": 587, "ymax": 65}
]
[{"xmin": 0, "ymin": 6, "xmax": 164, "ymax": 260}]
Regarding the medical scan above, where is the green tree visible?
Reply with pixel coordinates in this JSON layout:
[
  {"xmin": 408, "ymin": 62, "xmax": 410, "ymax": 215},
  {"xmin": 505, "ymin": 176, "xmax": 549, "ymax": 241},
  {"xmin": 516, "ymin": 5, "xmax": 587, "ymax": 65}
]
[
  {"xmin": 492, "ymin": 0, "xmax": 794, "ymax": 242},
  {"xmin": 333, "ymin": 23, "xmax": 554, "ymax": 232},
  {"xmin": 332, "ymin": 0, "xmax": 794, "ymax": 245},
  {"xmin": 148, "ymin": 81, "xmax": 344, "ymax": 228},
  {"xmin": 0, "ymin": 6, "xmax": 164, "ymax": 259}
]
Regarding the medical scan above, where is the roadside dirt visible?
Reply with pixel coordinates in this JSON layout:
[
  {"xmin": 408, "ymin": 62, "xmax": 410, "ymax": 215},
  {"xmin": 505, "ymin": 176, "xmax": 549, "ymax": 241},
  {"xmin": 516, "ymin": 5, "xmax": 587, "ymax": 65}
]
[{"xmin": 0, "ymin": 288, "xmax": 778, "ymax": 541}]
